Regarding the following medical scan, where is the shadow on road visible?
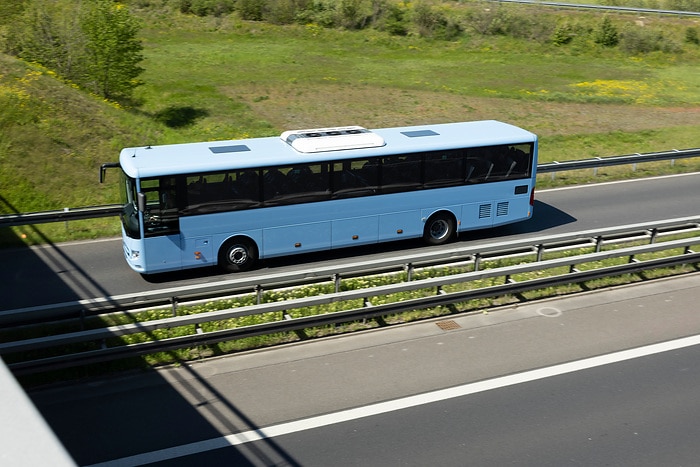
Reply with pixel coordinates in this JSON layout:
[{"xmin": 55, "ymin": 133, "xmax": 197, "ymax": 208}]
[{"xmin": 29, "ymin": 354, "xmax": 302, "ymax": 466}]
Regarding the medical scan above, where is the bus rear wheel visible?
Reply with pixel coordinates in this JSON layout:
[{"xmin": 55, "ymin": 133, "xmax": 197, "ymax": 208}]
[
  {"xmin": 423, "ymin": 213, "xmax": 456, "ymax": 246},
  {"xmin": 218, "ymin": 238, "xmax": 258, "ymax": 273}
]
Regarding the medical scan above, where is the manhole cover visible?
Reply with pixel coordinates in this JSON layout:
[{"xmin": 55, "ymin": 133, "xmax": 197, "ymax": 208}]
[{"xmin": 436, "ymin": 320, "xmax": 461, "ymax": 331}]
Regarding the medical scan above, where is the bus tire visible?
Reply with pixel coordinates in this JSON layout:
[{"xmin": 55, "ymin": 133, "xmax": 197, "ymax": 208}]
[
  {"xmin": 423, "ymin": 212, "xmax": 456, "ymax": 246},
  {"xmin": 218, "ymin": 237, "xmax": 258, "ymax": 272}
]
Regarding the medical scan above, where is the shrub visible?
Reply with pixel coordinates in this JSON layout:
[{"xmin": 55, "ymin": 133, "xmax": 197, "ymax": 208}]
[
  {"xmin": 551, "ymin": 22, "xmax": 574, "ymax": 46},
  {"xmin": 685, "ymin": 27, "xmax": 699, "ymax": 45},
  {"xmin": 594, "ymin": 16, "xmax": 619, "ymax": 47},
  {"xmin": 412, "ymin": 2, "xmax": 462, "ymax": 40},
  {"xmin": 619, "ymin": 26, "xmax": 680, "ymax": 54},
  {"xmin": 266, "ymin": 0, "xmax": 310, "ymax": 24},
  {"xmin": 177, "ymin": 0, "xmax": 236, "ymax": 16},
  {"xmin": 383, "ymin": 3, "xmax": 409, "ymax": 36},
  {"xmin": 238, "ymin": 0, "xmax": 267, "ymax": 21}
]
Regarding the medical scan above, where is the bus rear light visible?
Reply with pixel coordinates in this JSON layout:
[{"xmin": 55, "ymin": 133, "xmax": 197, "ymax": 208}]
[{"xmin": 530, "ymin": 188, "xmax": 536, "ymax": 206}]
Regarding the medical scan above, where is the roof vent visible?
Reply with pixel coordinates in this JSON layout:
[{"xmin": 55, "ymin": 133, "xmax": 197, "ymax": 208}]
[{"xmin": 280, "ymin": 126, "xmax": 385, "ymax": 153}]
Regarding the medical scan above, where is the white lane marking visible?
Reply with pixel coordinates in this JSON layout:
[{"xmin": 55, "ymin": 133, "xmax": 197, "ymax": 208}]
[
  {"xmin": 539, "ymin": 171, "xmax": 700, "ymax": 193},
  {"xmin": 88, "ymin": 334, "xmax": 700, "ymax": 467}
]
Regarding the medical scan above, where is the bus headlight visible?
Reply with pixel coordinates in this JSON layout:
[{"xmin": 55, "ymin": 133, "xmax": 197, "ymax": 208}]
[{"xmin": 131, "ymin": 250, "xmax": 140, "ymax": 259}]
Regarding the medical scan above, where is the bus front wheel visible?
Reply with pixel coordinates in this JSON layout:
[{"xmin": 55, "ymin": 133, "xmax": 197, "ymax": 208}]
[
  {"xmin": 423, "ymin": 213, "xmax": 456, "ymax": 246},
  {"xmin": 218, "ymin": 238, "xmax": 258, "ymax": 272}
]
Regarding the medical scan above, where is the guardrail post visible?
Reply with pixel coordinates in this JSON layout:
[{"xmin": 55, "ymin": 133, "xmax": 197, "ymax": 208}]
[
  {"xmin": 536, "ymin": 244, "xmax": 544, "ymax": 262},
  {"xmin": 405, "ymin": 263, "xmax": 414, "ymax": 281},
  {"xmin": 649, "ymin": 228, "xmax": 658, "ymax": 244},
  {"xmin": 595, "ymin": 236, "xmax": 603, "ymax": 252},
  {"xmin": 474, "ymin": 253, "xmax": 481, "ymax": 271},
  {"xmin": 333, "ymin": 273, "xmax": 341, "ymax": 293},
  {"xmin": 255, "ymin": 285, "xmax": 263, "ymax": 305},
  {"xmin": 171, "ymin": 297, "xmax": 178, "ymax": 317}
]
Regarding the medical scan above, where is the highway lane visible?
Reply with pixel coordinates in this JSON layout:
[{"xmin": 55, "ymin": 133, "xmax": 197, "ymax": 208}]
[
  {"xmin": 1, "ymin": 172, "xmax": 699, "ymax": 310},
  {"xmin": 228, "ymin": 341, "xmax": 700, "ymax": 466},
  {"xmin": 29, "ymin": 272, "xmax": 700, "ymax": 465}
]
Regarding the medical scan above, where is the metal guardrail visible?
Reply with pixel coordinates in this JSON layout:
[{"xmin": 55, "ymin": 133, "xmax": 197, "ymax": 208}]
[
  {"xmin": 1, "ymin": 149, "xmax": 699, "ymax": 227},
  {"xmin": 2, "ymin": 215, "xmax": 699, "ymax": 326},
  {"xmin": 0, "ymin": 204, "xmax": 122, "ymax": 228},
  {"xmin": 536, "ymin": 148, "xmax": 700, "ymax": 173},
  {"xmin": 493, "ymin": 0, "xmax": 700, "ymax": 17},
  {"xmin": 2, "ymin": 216, "xmax": 699, "ymax": 374}
]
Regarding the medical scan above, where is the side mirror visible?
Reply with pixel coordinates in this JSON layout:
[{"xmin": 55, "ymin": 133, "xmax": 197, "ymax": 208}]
[
  {"xmin": 137, "ymin": 192, "xmax": 147, "ymax": 213},
  {"xmin": 99, "ymin": 162, "xmax": 120, "ymax": 183}
]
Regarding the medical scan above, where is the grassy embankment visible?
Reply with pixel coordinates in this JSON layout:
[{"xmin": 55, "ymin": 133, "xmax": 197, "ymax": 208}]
[{"xmin": 1, "ymin": 4, "xmax": 700, "ymax": 247}]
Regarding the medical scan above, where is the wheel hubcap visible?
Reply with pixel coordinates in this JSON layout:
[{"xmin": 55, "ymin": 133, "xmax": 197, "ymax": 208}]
[
  {"xmin": 430, "ymin": 220, "xmax": 449, "ymax": 240},
  {"xmin": 228, "ymin": 246, "xmax": 248, "ymax": 265}
]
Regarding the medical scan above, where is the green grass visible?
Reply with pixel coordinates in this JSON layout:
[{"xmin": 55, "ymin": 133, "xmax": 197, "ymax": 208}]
[{"xmin": 1, "ymin": 5, "xmax": 700, "ymax": 246}]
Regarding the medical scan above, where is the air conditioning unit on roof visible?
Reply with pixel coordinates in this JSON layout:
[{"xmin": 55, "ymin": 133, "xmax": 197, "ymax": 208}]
[{"xmin": 280, "ymin": 126, "xmax": 385, "ymax": 153}]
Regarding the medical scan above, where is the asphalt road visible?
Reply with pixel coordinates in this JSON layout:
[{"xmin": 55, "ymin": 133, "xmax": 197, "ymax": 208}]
[
  {"xmin": 1, "ymin": 173, "xmax": 700, "ymax": 310},
  {"xmin": 28, "ymin": 272, "xmax": 700, "ymax": 466}
]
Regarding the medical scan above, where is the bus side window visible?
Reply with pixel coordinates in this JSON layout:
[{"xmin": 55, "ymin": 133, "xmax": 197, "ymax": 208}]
[
  {"xmin": 263, "ymin": 168, "xmax": 286, "ymax": 201},
  {"xmin": 235, "ymin": 170, "xmax": 260, "ymax": 202},
  {"xmin": 381, "ymin": 155, "xmax": 421, "ymax": 192},
  {"xmin": 332, "ymin": 161, "xmax": 373, "ymax": 198},
  {"xmin": 424, "ymin": 152, "xmax": 463, "ymax": 188}
]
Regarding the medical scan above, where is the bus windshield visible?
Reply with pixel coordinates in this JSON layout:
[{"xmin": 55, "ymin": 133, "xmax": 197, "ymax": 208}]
[{"xmin": 120, "ymin": 174, "xmax": 140, "ymax": 239}]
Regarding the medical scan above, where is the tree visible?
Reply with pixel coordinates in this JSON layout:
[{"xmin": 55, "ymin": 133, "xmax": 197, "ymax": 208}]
[
  {"xmin": 595, "ymin": 16, "xmax": 619, "ymax": 47},
  {"xmin": 8, "ymin": 0, "xmax": 144, "ymax": 101},
  {"xmin": 81, "ymin": 0, "xmax": 144, "ymax": 100}
]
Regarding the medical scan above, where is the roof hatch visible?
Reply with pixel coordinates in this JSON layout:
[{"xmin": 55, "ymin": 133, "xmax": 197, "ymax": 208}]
[{"xmin": 280, "ymin": 126, "xmax": 385, "ymax": 153}]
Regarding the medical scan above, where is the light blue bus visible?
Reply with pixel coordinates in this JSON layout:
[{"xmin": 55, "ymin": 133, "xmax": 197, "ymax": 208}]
[{"xmin": 102, "ymin": 121, "xmax": 538, "ymax": 274}]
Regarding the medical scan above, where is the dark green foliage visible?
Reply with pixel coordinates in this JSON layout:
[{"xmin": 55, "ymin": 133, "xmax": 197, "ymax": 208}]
[
  {"xmin": 238, "ymin": 0, "xmax": 267, "ymax": 21},
  {"xmin": 685, "ymin": 27, "xmax": 699, "ymax": 45},
  {"xmin": 177, "ymin": 0, "xmax": 236, "ymax": 17},
  {"xmin": 413, "ymin": 2, "xmax": 462, "ymax": 40},
  {"xmin": 551, "ymin": 22, "xmax": 574, "ymax": 46},
  {"xmin": 620, "ymin": 26, "xmax": 680, "ymax": 54},
  {"xmin": 81, "ymin": 1, "xmax": 144, "ymax": 99},
  {"xmin": 383, "ymin": 3, "xmax": 409, "ymax": 36},
  {"xmin": 595, "ymin": 16, "xmax": 619, "ymax": 47},
  {"xmin": 6, "ymin": 0, "xmax": 144, "ymax": 101}
]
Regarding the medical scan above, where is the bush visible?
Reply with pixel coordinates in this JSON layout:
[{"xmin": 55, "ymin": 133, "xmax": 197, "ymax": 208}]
[
  {"xmin": 551, "ymin": 22, "xmax": 574, "ymax": 46},
  {"xmin": 594, "ymin": 16, "xmax": 619, "ymax": 47},
  {"xmin": 412, "ymin": 2, "xmax": 462, "ymax": 40},
  {"xmin": 178, "ymin": 0, "xmax": 236, "ymax": 17},
  {"xmin": 266, "ymin": 0, "xmax": 310, "ymax": 25},
  {"xmin": 238, "ymin": 0, "xmax": 267, "ymax": 21},
  {"xmin": 383, "ymin": 3, "xmax": 409, "ymax": 36},
  {"xmin": 620, "ymin": 26, "xmax": 680, "ymax": 54},
  {"xmin": 685, "ymin": 27, "xmax": 699, "ymax": 45}
]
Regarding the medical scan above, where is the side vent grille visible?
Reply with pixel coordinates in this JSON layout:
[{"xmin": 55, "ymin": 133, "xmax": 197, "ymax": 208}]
[
  {"xmin": 479, "ymin": 204, "xmax": 492, "ymax": 219},
  {"xmin": 497, "ymin": 202, "xmax": 509, "ymax": 217}
]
